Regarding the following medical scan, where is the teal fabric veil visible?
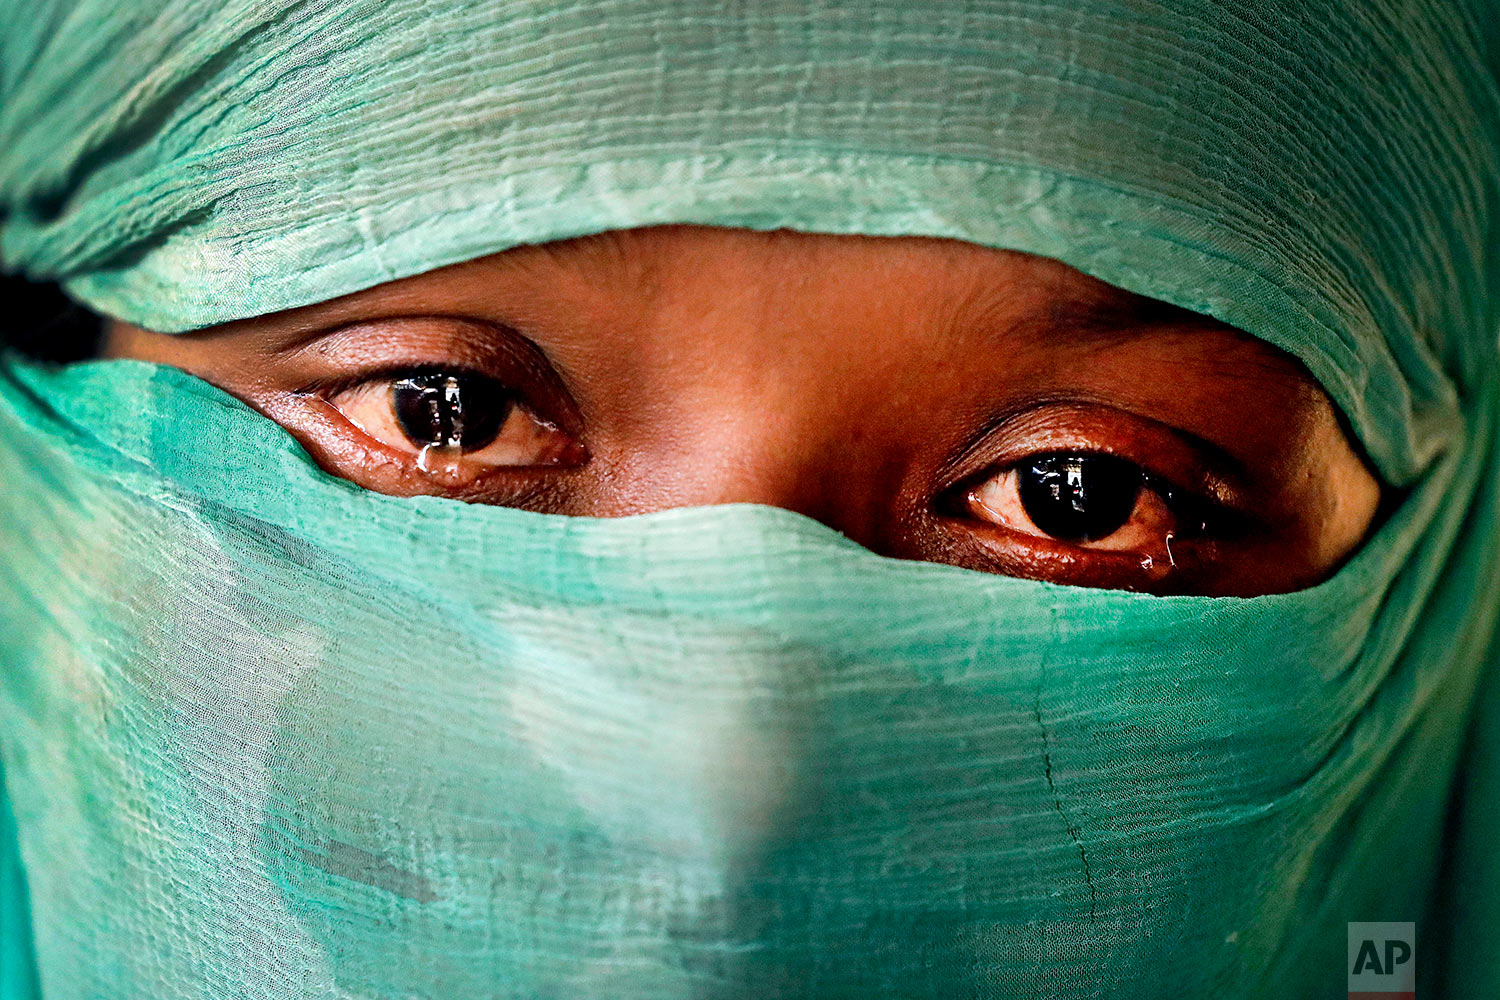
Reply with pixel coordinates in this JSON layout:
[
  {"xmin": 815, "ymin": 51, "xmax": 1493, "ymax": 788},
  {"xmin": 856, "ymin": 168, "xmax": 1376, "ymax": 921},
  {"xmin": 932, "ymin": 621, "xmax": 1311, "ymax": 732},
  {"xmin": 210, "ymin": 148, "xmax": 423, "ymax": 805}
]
[{"xmin": 1, "ymin": 1, "xmax": 1498, "ymax": 997}]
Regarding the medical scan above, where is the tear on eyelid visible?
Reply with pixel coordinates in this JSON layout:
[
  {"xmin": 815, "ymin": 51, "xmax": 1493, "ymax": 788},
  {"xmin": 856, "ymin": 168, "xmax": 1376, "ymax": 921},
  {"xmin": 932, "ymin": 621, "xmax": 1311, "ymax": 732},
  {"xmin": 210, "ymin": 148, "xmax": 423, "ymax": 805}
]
[
  {"xmin": 321, "ymin": 375, "xmax": 584, "ymax": 478},
  {"xmin": 273, "ymin": 317, "xmax": 587, "ymax": 438},
  {"xmin": 934, "ymin": 399, "xmax": 1251, "ymax": 515},
  {"xmin": 964, "ymin": 459, "xmax": 1179, "ymax": 554}
]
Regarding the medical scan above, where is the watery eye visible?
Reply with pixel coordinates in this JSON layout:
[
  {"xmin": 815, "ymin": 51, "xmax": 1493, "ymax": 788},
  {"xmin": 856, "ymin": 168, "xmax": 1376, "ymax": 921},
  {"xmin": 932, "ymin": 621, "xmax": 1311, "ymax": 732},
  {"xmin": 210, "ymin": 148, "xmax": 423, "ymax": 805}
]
[
  {"xmin": 965, "ymin": 451, "xmax": 1180, "ymax": 549},
  {"xmin": 1014, "ymin": 453, "xmax": 1143, "ymax": 542},
  {"xmin": 323, "ymin": 368, "xmax": 583, "ymax": 478},
  {"xmin": 392, "ymin": 372, "xmax": 511, "ymax": 452}
]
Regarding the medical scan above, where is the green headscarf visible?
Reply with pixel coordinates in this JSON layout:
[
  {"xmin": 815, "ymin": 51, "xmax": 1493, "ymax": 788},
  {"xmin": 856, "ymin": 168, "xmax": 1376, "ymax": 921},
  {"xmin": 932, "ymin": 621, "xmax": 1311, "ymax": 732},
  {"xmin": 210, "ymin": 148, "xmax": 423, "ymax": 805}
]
[{"xmin": 1, "ymin": 1, "xmax": 1497, "ymax": 996}]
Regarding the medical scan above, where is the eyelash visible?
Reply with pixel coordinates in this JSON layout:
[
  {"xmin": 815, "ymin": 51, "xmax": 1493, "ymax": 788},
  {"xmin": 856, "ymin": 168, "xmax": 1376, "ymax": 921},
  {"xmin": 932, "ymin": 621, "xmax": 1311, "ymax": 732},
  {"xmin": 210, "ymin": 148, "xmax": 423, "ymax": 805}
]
[
  {"xmin": 952, "ymin": 454, "xmax": 1220, "ymax": 533},
  {"xmin": 298, "ymin": 365, "xmax": 583, "ymax": 484},
  {"xmin": 295, "ymin": 360, "xmax": 1241, "ymax": 587},
  {"xmin": 1121, "ymin": 464, "xmax": 1215, "ymax": 534},
  {"xmin": 300, "ymin": 365, "xmax": 498, "ymax": 410}
]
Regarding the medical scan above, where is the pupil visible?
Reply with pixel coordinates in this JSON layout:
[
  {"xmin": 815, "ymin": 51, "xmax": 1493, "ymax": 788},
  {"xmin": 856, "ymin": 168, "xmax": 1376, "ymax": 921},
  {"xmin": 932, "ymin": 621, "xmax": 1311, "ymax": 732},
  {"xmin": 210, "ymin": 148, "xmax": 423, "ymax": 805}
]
[
  {"xmin": 1017, "ymin": 454, "xmax": 1142, "ymax": 542},
  {"xmin": 391, "ymin": 372, "xmax": 511, "ymax": 451}
]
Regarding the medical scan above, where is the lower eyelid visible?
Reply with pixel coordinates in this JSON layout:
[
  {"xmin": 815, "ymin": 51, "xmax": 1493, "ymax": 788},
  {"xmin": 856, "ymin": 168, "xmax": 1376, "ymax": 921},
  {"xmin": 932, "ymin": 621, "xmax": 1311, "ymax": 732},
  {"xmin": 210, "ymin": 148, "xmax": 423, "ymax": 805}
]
[{"xmin": 952, "ymin": 516, "xmax": 1204, "ymax": 589}]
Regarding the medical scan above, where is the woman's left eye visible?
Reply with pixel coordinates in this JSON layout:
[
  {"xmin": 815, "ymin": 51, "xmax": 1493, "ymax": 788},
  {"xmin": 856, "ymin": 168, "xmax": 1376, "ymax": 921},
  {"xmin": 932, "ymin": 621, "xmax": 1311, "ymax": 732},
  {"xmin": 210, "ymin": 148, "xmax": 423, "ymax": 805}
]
[
  {"xmin": 966, "ymin": 452, "xmax": 1205, "ymax": 553},
  {"xmin": 324, "ymin": 369, "xmax": 583, "ymax": 476}
]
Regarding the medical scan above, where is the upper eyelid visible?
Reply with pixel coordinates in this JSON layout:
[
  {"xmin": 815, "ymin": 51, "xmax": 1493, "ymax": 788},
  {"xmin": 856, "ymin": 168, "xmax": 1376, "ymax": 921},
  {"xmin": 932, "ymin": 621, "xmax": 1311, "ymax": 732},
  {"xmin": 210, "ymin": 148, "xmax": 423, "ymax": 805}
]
[
  {"xmin": 282, "ymin": 317, "xmax": 582, "ymax": 431},
  {"xmin": 298, "ymin": 362, "xmax": 508, "ymax": 398},
  {"xmin": 280, "ymin": 315, "xmax": 525, "ymax": 362},
  {"xmin": 282, "ymin": 316, "xmax": 559, "ymax": 392},
  {"xmin": 937, "ymin": 399, "xmax": 1250, "ymax": 507}
]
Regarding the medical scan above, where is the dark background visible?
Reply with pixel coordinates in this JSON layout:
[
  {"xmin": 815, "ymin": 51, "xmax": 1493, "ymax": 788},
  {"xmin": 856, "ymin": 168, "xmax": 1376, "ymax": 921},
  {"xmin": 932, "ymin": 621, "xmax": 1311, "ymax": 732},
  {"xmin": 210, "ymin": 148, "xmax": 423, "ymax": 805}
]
[{"xmin": 2, "ymin": 274, "xmax": 103, "ymax": 361}]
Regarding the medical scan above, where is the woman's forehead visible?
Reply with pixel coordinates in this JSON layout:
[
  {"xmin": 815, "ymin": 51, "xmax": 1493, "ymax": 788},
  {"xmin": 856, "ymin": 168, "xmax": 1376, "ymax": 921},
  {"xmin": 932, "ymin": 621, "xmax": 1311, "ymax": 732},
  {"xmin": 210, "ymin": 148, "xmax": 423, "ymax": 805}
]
[
  {"xmin": 213, "ymin": 226, "xmax": 1304, "ymax": 366},
  {"xmin": 171, "ymin": 226, "xmax": 1328, "ymax": 470},
  {"xmin": 199, "ymin": 226, "xmax": 1220, "ymax": 333}
]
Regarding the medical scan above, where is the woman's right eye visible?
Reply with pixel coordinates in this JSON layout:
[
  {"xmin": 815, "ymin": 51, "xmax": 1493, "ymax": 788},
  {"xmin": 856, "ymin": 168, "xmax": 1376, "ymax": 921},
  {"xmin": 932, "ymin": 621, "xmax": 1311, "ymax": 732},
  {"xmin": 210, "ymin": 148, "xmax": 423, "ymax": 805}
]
[{"xmin": 323, "ymin": 368, "xmax": 585, "ymax": 479}]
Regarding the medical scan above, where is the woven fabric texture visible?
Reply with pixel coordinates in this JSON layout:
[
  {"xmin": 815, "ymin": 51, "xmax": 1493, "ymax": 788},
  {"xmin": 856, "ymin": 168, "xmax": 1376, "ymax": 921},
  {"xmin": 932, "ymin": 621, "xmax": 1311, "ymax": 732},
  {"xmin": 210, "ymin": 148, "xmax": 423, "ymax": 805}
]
[{"xmin": 0, "ymin": 1, "xmax": 1497, "ymax": 997}]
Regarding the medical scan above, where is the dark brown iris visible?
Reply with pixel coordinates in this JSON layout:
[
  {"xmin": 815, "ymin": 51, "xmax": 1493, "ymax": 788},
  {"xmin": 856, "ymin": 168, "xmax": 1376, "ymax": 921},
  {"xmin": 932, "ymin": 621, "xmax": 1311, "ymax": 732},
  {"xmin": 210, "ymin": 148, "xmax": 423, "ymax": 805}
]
[
  {"xmin": 1017, "ymin": 453, "xmax": 1142, "ymax": 542},
  {"xmin": 391, "ymin": 372, "xmax": 511, "ymax": 451}
]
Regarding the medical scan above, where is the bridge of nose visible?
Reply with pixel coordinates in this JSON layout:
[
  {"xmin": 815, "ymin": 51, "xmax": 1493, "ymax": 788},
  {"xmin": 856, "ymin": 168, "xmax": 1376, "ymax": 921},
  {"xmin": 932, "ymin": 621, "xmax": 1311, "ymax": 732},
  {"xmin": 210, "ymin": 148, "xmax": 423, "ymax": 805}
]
[
  {"xmin": 578, "ymin": 239, "xmax": 987, "ymax": 539},
  {"xmin": 597, "ymin": 400, "xmax": 919, "ymax": 548},
  {"xmin": 593, "ymin": 336, "xmax": 946, "ymax": 542}
]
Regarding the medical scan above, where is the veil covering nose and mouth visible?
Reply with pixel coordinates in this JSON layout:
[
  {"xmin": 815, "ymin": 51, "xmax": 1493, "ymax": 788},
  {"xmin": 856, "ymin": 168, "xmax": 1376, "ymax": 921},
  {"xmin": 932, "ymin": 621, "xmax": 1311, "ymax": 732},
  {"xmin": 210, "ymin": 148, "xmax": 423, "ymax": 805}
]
[{"xmin": 1, "ymin": 2, "xmax": 1498, "ymax": 997}]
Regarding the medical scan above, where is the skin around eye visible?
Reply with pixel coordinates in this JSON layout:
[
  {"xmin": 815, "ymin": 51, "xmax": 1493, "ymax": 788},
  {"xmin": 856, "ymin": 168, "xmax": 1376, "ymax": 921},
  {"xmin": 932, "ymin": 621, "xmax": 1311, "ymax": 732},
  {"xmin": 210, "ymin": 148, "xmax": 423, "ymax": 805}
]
[
  {"xmin": 103, "ymin": 227, "xmax": 1383, "ymax": 597},
  {"xmin": 970, "ymin": 454, "xmax": 1158, "ymax": 545},
  {"xmin": 924, "ymin": 398, "xmax": 1279, "ymax": 593},
  {"xmin": 320, "ymin": 369, "xmax": 585, "ymax": 486},
  {"xmin": 962, "ymin": 452, "xmax": 1216, "ymax": 583}
]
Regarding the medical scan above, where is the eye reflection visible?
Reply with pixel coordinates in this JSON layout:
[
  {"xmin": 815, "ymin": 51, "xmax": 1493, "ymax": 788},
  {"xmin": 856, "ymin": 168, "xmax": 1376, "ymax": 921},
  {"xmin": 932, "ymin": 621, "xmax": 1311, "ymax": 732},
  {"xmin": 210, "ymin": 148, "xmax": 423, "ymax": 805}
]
[
  {"xmin": 324, "ymin": 368, "xmax": 584, "ymax": 478},
  {"xmin": 1014, "ymin": 453, "xmax": 1141, "ymax": 542},
  {"xmin": 392, "ymin": 372, "xmax": 510, "ymax": 451}
]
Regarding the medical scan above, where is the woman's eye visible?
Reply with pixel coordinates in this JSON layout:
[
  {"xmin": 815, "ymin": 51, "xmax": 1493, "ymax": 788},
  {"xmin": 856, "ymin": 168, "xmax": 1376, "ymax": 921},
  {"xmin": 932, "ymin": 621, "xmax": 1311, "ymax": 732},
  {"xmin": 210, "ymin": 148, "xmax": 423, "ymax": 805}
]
[
  {"xmin": 391, "ymin": 372, "xmax": 510, "ymax": 452},
  {"xmin": 966, "ymin": 452, "xmax": 1196, "ymax": 553},
  {"xmin": 324, "ymin": 369, "xmax": 583, "ymax": 478}
]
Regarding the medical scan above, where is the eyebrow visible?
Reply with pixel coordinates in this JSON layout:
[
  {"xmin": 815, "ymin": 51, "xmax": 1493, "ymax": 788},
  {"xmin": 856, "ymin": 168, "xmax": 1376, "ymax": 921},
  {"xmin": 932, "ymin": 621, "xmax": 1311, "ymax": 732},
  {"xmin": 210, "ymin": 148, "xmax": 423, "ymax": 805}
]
[
  {"xmin": 1039, "ymin": 293, "xmax": 1212, "ymax": 345},
  {"xmin": 1000, "ymin": 284, "xmax": 1320, "ymax": 390},
  {"xmin": 248, "ymin": 243, "xmax": 1314, "ymax": 402}
]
